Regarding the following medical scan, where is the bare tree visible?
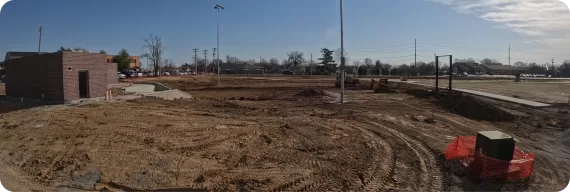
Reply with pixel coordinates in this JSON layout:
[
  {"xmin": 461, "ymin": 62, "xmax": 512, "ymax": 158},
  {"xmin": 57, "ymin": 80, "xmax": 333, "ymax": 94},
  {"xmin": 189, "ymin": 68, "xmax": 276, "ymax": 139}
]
[
  {"xmin": 246, "ymin": 59, "xmax": 257, "ymax": 65},
  {"xmin": 481, "ymin": 58, "xmax": 499, "ymax": 65},
  {"xmin": 226, "ymin": 55, "xmax": 240, "ymax": 64},
  {"xmin": 162, "ymin": 59, "xmax": 176, "ymax": 71},
  {"xmin": 352, "ymin": 61, "xmax": 362, "ymax": 67},
  {"xmin": 142, "ymin": 34, "xmax": 165, "ymax": 76},
  {"xmin": 286, "ymin": 51, "xmax": 305, "ymax": 70},
  {"xmin": 334, "ymin": 48, "xmax": 349, "ymax": 66},
  {"xmin": 269, "ymin": 58, "xmax": 279, "ymax": 65},
  {"xmin": 514, "ymin": 61, "xmax": 527, "ymax": 68},
  {"xmin": 364, "ymin": 58, "xmax": 373, "ymax": 66}
]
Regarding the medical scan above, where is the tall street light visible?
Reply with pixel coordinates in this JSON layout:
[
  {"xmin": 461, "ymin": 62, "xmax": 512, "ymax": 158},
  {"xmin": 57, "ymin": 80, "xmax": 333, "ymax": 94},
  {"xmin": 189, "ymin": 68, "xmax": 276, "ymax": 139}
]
[{"xmin": 215, "ymin": 4, "xmax": 224, "ymax": 86}]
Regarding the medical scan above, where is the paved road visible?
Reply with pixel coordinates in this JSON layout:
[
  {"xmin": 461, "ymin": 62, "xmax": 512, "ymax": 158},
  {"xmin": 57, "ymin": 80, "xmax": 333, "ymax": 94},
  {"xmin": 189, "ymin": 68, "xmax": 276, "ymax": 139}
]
[{"xmin": 390, "ymin": 80, "xmax": 551, "ymax": 108}]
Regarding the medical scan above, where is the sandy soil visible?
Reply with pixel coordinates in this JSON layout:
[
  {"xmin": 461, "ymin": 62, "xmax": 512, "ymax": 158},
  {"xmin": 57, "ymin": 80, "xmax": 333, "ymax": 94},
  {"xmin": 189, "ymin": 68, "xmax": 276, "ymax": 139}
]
[
  {"xmin": 0, "ymin": 76, "xmax": 569, "ymax": 191},
  {"xmin": 410, "ymin": 79, "xmax": 570, "ymax": 104}
]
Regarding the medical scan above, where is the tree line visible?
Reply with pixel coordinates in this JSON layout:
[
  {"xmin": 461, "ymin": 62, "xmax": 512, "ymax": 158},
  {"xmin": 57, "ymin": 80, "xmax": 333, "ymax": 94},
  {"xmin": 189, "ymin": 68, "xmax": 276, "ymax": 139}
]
[{"xmin": 57, "ymin": 41, "xmax": 570, "ymax": 77}]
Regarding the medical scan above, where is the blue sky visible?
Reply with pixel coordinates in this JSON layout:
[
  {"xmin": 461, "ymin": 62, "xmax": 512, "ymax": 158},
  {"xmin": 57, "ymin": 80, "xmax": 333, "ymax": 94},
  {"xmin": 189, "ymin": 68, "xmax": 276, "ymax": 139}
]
[{"xmin": 1, "ymin": 0, "xmax": 569, "ymax": 67}]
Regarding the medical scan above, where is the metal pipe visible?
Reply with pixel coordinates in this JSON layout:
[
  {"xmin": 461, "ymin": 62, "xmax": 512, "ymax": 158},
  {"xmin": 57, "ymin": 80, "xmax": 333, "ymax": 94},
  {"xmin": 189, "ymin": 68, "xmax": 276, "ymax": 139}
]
[
  {"xmin": 449, "ymin": 55, "xmax": 452, "ymax": 92},
  {"xmin": 340, "ymin": 0, "xmax": 345, "ymax": 104},
  {"xmin": 435, "ymin": 55, "xmax": 439, "ymax": 93}
]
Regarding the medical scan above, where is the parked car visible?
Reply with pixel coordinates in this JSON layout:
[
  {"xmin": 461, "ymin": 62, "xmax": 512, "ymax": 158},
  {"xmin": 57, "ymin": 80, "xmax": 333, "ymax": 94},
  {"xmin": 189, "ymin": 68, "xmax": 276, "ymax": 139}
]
[
  {"xmin": 161, "ymin": 72, "xmax": 171, "ymax": 76},
  {"xmin": 117, "ymin": 72, "xmax": 126, "ymax": 79}
]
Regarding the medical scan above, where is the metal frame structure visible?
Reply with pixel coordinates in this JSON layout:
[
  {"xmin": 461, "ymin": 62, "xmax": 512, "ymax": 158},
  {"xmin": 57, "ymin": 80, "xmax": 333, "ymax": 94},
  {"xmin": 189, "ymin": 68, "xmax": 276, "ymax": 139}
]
[{"xmin": 435, "ymin": 54, "xmax": 453, "ymax": 93}]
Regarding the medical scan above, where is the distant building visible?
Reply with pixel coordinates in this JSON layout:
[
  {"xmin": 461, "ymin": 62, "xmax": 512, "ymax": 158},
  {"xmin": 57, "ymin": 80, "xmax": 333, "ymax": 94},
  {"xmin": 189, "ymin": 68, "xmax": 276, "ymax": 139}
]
[
  {"xmin": 106, "ymin": 55, "xmax": 140, "ymax": 69},
  {"xmin": 480, "ymin": 64, "xmax": 523, "ymax": 75},
  {"xmin": 454, "ymin": 62, "xmax": 485, "ymax": 74},
  {"xmin": 453, "ymin": 62, "xmax": 522, "ymax": 75}
]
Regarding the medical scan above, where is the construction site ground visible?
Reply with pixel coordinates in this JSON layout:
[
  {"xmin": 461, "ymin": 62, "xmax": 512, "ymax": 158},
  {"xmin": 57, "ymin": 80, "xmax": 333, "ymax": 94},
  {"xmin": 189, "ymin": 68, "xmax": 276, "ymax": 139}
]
[{"xmin": 0, "ymin": 76, "xmax": 569, "ymax": 191}]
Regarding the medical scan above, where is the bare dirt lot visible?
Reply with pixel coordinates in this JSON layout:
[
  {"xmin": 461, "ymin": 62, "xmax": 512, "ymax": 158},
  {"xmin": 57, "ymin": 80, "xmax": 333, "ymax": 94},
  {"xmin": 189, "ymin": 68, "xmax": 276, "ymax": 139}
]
[
  {"xmin": 0, "ymin": 76, "xmax": 569, "ymax": 191},
  {"xmin": 409, "ymin": 79, "xmax": 570, "ymax": 104}
]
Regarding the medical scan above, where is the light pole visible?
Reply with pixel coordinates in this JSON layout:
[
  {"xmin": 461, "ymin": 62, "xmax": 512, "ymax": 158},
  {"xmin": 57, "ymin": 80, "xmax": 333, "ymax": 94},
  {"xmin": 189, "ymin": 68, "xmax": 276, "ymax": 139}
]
[
  {"xmin": 38, "ymin": 26, "xmax": 43, "ymax": 55},
  {"xmin": 340, "ymin": 0, "xmax": 345, "ymax": 104},
  {"xmin": 215, "ymin": 4, "xmax": 224, "ymax": 86}
]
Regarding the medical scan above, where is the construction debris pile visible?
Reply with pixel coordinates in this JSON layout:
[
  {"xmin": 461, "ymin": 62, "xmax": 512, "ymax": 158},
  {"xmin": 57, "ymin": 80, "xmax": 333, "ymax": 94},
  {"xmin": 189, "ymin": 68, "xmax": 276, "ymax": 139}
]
[{"xmin": 294, "ymin": 88, "xmax": 331, "ymax": 98}]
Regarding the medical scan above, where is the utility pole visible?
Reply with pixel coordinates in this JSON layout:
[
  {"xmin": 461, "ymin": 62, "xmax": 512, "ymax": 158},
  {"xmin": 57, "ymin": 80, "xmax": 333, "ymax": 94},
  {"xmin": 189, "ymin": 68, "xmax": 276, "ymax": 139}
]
[
  {"xmin": 213, "ymin": 48, "xmax": 216, "ymax": 73},
  {"xmin": 508, "ymin": 45, "xmax": 511, "ymax": 66},
  {"xmin": 552, "ymin": 58, "xmax": 556, "ymax": 77},
  {"xmin": 340, "ymin": 0, "xmax": 345, "ymax": 104},
  {"xmin": 193, "ymin": 49, "xmax": 198, "ymax": 73},
  {"xmin": 415, "ymin": 38, "xmax": 417, "ymax": 76},
  {"xmin": 508, "ymin": 45, "xmax": 511, "ymax": 75},
  {"xmin": 203, "ymin": 50, "xmax": 208, "ymax": 73},
  {"xmin": 310, "ymin": 54, "xmax": 313, "ymax": 75},
  {"xmin": 38, "ymin": 26, "xmax": 43, "ymax": 55}
]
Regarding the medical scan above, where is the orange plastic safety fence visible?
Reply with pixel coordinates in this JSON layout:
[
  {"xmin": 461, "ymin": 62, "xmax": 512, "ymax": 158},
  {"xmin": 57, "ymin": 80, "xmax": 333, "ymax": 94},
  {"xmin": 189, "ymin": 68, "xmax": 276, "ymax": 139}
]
[{"xmin": 445, "ymin": 136, "xmax": 534, "ymax": 180}]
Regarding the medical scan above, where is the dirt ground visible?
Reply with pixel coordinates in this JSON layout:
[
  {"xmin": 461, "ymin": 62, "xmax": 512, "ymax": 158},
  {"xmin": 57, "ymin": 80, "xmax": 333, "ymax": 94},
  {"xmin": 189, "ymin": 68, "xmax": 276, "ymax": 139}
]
[
  {"xmin": 0, "ymin": 76, "xmax": 569, "ymax": 191},
  {"xmin": 410, "ymin": 79, "xmax": 570, "ymax": 104}
]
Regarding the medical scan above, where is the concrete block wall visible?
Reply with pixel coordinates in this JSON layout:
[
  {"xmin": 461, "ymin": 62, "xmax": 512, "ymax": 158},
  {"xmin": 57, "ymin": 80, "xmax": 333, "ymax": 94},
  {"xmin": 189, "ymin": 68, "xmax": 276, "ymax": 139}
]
[
  {"xmin": 62, "ymin": 52, "xmax": 109, "ymax": 101},
  {"xmin": 4, "ymin": 52, "xmax": 64, "ymax": 101}
]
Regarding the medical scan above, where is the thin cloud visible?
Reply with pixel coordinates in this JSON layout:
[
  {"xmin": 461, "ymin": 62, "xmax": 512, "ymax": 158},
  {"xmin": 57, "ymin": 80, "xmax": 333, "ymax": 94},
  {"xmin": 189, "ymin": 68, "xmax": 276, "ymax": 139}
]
[
  {"xmin": 429, "ymin": 0, "xmax": 570, "ymax": 44},
  {"xmin": 429, "ymin": 0, "xmax": 570, "ymax": 62}
]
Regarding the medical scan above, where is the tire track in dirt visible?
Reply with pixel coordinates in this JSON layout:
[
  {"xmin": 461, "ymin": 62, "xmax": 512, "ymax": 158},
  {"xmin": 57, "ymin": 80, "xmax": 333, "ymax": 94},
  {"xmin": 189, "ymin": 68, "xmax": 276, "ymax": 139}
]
[
  {"xmin": 364, "ymin": 119, "xmax": 443, "ymax": 192},
  {"xmin": 348, "ymin": 124, "xmax": 395, "ymax": 192},
  {"xmin": 269, "ymin": 122, "xmax": 395, "ymax": 192}
]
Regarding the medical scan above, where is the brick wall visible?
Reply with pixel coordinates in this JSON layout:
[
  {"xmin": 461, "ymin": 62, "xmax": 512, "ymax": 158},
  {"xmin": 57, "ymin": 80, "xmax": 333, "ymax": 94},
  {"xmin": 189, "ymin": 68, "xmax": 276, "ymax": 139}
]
[
  {"xmin": 4, "ymin": 52, "xmax": 64, "ymax": 101},
  {"xmin": 106, "ymin": 55, "xmax": 140, "ymax": 69},
  {"xmin": 106, "ymin": 63, "xmax": 118, "ymax": 85},
  {"xmin": 62, "ymin": 52, "xmax": 109, "ymax": 101}
]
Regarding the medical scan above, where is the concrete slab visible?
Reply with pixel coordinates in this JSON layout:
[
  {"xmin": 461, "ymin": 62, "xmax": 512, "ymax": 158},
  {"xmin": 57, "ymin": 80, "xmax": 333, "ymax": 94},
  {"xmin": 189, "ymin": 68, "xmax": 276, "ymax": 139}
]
[
  {"xmin": 389, "ymin": 79, "xmax": 551, "ymax": 108},
  {"xmin": 454, "ymin": 88, "xmax": 551, "ymax": 108},
  {"xmin": 124, "ymin": 84, "xmax": 155, "ymax": 94},
  {"xmin": 142, "ymin": 89, "xmax": 192, "ymax": 100}
]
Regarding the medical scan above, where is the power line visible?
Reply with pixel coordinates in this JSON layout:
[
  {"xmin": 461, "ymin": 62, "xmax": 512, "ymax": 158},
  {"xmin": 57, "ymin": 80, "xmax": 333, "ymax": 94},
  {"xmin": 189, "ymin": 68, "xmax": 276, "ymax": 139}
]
[
  {"xmin": 350, "ymin": 49, "xmax": 416, "ymax": 54},
  {"xmin": 348, "ymin": 43, "xmax": 414, "ymax": 51}
]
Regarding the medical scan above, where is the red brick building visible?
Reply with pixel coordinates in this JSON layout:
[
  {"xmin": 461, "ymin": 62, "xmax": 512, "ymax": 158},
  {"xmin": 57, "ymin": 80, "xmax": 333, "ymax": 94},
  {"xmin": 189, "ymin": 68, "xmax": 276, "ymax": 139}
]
[
  {"xmin": 106, "ymin": 55, "xmax": 140, "ymax": 69},
  {"xmin": 4, "ymin": 52, "xmax": 117, "ymax": 103}
]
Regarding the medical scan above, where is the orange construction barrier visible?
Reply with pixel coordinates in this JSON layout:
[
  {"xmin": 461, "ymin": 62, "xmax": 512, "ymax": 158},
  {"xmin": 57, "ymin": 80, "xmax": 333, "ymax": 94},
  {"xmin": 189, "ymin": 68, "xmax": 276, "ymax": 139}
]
[{"xmin": 445, "ymin": 136, "xmax": 534, "ymax": 181}]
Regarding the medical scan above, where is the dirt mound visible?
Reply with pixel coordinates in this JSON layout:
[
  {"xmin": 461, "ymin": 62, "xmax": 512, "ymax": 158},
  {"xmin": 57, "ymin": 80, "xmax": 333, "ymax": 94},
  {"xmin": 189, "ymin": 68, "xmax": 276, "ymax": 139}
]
[
  {"xmin": 442, "ymin": 95, "xmax": 516, "ymax": 121},
  {"xmin": 374, "ymin": 84, "xmax": 398, "ymax": 93},
  {"xmin": 295, "ymin": 88, "xmax": 330, "ymax": 97}
]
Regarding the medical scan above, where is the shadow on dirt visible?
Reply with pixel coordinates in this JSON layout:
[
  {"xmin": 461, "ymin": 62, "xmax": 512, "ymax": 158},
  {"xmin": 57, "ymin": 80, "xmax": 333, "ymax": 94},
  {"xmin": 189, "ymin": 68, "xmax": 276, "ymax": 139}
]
[
  {"xmin": 441, "ymin": 155, "xmax": 530, "ymax": 191},
  {"xmin": 404, "ymin": 89, "xmax": 517, "ymax": 122},
  {"xmin": 0, "ymin": 96, "xmax": 49, "ymax": 114}
]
